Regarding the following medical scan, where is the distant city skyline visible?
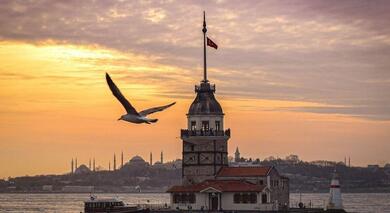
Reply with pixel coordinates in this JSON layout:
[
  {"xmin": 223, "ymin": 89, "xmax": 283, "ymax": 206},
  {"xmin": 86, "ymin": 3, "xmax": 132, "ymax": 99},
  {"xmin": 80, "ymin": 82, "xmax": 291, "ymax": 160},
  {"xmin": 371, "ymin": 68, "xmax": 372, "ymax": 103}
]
[{"xmin": 1, "ymin": 0, "xmax": 389, "ymax": 178}]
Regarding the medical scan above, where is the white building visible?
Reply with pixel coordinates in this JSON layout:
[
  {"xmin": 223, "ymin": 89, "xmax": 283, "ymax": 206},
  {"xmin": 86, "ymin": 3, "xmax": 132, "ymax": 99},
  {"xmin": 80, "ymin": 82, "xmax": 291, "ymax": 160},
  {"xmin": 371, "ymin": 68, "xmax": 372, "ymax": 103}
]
[{"xmin": 168, "ymin": 166, "xmax": 289, "ymax": 211}]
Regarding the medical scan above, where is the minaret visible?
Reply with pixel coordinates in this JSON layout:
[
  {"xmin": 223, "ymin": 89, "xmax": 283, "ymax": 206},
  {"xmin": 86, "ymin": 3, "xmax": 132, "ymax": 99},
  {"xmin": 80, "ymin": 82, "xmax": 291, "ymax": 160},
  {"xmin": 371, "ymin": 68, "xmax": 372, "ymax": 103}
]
[
  {"xmin": 180, "ymin": 12, "xmax": 230, "ymax": 185},
  {"xmin": 344, "ymin": 157, "xmax": 346, "ymax": 166},
  {"xmin": 93, "ymin": 158, "xmax": 96, "ymax": 172},
  {"xmin": 161, "ymin": 151, "xmax": 163, "ymax": 164},
  {"xmin": 71, "ymin": 158, "xmax": 74, "ymax": 174},
  {"xmin": 235, "ymin": 147, "xmax": 240, "ymax": 162},
  {"xmin": 121, "ymin": 151, "xmax": 124, "ymax": 168},
  {"xmin": 75, "ymin": 158, "xmax": 78, "ymax": 170},
  {"xmin": 113, "ymin": 153, "xmax": 116, "ymax": 171},
  {"xmin": 89, "ymin": 158, "xmax": 91, "ymax": 170},
  {"xmin": 109, "ymin": 161, "xmax": 111, "ymax": 171},
  {"xmin": 327, "ymin": 170, "xmax": 343, "ymax": 210},
  {"xmin": 348, "ymin": 157, "xmax": 351, "ymax": 167},
  {"xmin": 150, "ymin": 152, "xmax": 153, "ymax": 166}
]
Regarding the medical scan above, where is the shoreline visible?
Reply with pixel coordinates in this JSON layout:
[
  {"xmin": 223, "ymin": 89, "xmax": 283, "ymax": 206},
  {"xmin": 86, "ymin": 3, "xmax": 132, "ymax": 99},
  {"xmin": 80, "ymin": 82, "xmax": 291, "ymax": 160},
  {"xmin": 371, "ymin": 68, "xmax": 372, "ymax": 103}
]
[{"xmin": 1, "ymin": 191, "xmax": 390, "ymax": 194}]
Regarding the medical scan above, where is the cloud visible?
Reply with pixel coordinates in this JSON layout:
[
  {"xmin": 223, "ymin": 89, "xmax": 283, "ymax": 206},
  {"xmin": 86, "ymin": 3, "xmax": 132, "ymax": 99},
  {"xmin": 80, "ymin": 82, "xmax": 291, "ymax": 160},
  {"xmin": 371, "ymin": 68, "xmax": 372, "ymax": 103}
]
[{"xmin": 0, "ymin": 0, "xmax": 389, "ymax": 120}]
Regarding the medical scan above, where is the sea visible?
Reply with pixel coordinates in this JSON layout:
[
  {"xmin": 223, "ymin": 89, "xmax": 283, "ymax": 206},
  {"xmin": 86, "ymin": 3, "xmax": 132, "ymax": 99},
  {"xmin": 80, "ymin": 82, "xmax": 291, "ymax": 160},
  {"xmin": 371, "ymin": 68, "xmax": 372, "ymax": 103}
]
[{"xmin": 0, "ymin": 193, "xmax": 389, "ymax": 213}]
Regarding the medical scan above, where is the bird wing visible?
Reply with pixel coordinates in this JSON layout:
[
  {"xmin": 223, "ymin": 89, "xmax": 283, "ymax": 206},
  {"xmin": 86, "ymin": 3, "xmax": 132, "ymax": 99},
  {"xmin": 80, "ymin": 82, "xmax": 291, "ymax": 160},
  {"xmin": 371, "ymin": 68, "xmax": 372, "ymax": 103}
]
[
  {"xmin": 139, "ymin": 102, "xmax": 176, "ymax": 116},
  {"xmin": 105, "ymin": 73, "xmax": 139, "ymax": 115}
]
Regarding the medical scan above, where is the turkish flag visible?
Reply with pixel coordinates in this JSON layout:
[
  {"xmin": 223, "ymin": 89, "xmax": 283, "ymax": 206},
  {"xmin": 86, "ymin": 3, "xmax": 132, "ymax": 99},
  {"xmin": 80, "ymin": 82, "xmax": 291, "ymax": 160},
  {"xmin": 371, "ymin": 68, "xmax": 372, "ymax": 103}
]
[{"xmin": 207, "ymin": 37, "xmax": 218, "ymax": 49}]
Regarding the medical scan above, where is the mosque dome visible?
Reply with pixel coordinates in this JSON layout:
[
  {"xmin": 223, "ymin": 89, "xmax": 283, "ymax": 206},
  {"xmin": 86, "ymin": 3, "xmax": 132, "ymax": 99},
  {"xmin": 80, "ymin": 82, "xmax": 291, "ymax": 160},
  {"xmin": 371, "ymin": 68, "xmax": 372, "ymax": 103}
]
[
  {"xmin": 74, "ymin": 164, "xmax": 91, "ymax": 174},
  {"xmin": 129, "ymin": 155, "xmax": 146, "ymax": 164},
  {"xmin": 188, "ymin": 82, "xmax": 223, "ymax": 115}
]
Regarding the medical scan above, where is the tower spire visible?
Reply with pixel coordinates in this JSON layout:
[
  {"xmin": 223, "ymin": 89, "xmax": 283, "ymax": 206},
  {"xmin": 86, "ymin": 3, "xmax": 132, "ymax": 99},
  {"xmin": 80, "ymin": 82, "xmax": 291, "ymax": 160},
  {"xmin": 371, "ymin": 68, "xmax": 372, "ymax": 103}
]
[{"xmin": 202, "ymin": 11, "xmax": 208, "ymax": 83}]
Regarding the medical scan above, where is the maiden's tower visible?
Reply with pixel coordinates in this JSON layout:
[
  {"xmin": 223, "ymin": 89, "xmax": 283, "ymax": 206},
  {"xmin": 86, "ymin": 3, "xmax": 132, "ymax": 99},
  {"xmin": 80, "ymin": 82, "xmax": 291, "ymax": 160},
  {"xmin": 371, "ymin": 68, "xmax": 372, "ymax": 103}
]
[{"xmin": 167, "ymin": 12, "xmax": 289, "ymax": 211}]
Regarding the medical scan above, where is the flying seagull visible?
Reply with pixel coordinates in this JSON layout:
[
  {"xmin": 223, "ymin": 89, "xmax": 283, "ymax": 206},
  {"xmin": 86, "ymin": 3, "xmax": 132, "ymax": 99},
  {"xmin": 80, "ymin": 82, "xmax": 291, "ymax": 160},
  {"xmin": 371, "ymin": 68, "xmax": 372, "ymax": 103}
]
[{"xmin": 105, "ymin": 73, "xmax": 175, "ymax": 124}]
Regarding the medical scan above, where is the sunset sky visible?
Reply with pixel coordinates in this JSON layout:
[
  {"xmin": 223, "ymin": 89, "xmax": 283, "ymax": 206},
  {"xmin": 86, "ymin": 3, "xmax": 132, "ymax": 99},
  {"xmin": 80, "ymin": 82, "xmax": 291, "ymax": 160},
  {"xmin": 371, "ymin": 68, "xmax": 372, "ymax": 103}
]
[{"xmin": 1, "ymin": 0, "xmax": 390, "ymax": 178}]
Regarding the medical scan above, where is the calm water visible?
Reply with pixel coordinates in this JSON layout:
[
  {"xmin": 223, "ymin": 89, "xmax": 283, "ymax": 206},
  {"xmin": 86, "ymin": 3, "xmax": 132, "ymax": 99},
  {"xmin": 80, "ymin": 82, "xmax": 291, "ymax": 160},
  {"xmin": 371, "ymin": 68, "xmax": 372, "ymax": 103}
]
[{"xmin": 0, "ymin": 193, "xmax": 389, "ymax": 213}]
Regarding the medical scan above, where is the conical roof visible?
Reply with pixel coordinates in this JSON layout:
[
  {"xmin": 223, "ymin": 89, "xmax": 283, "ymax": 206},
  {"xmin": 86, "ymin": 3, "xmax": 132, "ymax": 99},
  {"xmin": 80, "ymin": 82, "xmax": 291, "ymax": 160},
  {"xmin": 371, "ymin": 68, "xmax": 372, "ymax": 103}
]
[{"xmin": 188, "ymin": 82, "xmax": 223, "ymax": 115}]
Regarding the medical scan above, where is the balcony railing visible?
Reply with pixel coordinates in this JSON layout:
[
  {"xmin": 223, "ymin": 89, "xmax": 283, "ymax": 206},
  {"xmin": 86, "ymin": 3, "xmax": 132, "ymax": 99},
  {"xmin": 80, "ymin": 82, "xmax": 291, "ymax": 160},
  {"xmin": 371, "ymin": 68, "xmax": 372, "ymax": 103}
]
[
  {"xmin": 195, "ymin": 83, "xmax": 215, "ymax": 93},
  {"xmin": 180, "ymin": 129, "xmax": 230, "ymax": 138}
]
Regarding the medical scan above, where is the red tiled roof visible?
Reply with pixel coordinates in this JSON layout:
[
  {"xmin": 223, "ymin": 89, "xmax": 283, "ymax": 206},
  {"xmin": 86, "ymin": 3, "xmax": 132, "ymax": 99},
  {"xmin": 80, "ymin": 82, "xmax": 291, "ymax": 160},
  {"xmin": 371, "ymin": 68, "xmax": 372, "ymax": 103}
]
[
  {"xmin": 167, "ymin": 180, "xmax": 265, "ymax": 193},
  {"xmin": 216, "ymin": 166, "xmax": 272, "ymax": 177}
]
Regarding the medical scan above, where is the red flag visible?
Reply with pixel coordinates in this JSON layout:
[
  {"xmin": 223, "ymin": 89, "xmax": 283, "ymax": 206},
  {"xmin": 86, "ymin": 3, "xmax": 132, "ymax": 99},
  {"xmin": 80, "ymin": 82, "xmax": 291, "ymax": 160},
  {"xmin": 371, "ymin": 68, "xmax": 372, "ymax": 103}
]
[{"xmin": 207, "ymin": 37, "xmax": 218, "ymax": 49}]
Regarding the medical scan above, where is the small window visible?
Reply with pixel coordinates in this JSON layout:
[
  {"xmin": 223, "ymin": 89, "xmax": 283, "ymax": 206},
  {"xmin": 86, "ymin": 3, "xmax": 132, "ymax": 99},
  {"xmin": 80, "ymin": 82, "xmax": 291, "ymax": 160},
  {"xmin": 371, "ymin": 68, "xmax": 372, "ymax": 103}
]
[
  {"xmin": 242, "ymin": 193, "xmax": 249, "ymax": 203},
  {"xmin": 233, "ymin": 193, "xmax": 241, "ymax": 203},
  {"xmin": 215, "ymin": 121, "xmax": 220, "ymax": 131},
  {"xmin": 189, "ymin": 193, "xmax": 196, "ymax": 203},
  {"xmin": 261, "ymin": 193, "xmax": 267, "ymax": 203},
  {"xmin": 233, "ymin": 193, "xmax": 256, "ymax": 204},
  {"xmin": 191, "ymin": 121, "xmax": 196, "ymax": 130},
  {"xmin": 250, "ymin": 193, "xmax": 257, "ymax": 203},
  {"xmin": 202, "ymin": 121, "xmax": 209, "ymax": 131},
  {"xmin": 173, "ymin": 193, "xmax": 196, "ymax": 204},
  {"xmin": 181, "ymin": 194, "xmax": 188, "ymax": 203},
  {"xmin": 173, "ymin": 193, "xmax": 180, "ymax": 203}
]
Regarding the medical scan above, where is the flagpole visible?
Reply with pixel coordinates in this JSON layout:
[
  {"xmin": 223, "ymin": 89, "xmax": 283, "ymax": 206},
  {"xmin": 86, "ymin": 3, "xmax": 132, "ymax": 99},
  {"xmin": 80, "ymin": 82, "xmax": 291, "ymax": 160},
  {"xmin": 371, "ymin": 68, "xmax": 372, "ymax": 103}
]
[{"xmin": 202, "ymin": 11, "xmax": 208, "ymax": 83}]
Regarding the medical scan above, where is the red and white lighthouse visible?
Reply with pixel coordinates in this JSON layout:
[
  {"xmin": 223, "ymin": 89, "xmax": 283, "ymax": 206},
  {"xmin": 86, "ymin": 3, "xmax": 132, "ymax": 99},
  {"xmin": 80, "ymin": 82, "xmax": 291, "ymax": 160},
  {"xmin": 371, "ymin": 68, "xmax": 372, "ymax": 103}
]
[{"xmin": 327, "ymin": 170, "xmax": 343, "ymax": 210}]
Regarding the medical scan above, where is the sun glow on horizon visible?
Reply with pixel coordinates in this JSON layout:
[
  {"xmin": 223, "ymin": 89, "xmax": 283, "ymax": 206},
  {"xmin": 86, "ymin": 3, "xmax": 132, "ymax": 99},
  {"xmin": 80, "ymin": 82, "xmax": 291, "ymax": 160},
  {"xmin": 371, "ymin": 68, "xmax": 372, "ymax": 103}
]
[{"xmin": 0, "ymin": 40, "xmax": 389, "ymax": 178}]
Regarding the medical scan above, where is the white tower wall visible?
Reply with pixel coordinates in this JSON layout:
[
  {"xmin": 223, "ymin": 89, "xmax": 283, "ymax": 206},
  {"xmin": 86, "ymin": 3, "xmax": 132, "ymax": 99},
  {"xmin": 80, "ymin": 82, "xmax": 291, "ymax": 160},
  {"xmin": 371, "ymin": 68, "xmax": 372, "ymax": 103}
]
[{"xmin": 327, "ymin": 172, "xmax": 343, "ymax": 210}]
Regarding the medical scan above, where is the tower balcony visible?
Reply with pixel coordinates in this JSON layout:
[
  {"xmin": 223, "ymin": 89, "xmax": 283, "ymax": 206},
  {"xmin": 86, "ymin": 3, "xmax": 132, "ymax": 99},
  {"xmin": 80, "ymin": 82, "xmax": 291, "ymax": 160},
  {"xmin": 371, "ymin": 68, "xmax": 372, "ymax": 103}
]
[
  {"xmin": 180, "ymin": 129, "xmax": 230, "ymax": 139},
  {"xmin": 195, "ymin": 83, "xmax": 215, "ymax": 93}
]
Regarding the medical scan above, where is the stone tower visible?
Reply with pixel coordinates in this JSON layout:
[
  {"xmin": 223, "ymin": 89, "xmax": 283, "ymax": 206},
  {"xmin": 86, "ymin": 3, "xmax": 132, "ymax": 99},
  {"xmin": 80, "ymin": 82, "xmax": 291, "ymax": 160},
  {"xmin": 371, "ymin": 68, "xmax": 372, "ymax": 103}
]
[{"xmin": 180, "ymin": 12, "xmax": 230, "ymax": 185}]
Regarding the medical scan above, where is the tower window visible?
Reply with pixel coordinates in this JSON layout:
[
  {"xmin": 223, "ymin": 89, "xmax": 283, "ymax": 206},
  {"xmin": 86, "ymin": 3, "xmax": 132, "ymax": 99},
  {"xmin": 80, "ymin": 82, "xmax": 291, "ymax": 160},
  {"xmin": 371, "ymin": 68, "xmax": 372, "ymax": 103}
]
[
  {"xmin": 191, "ymin": 121, "xmax": 196, "ymax": 131},
  {"xmin": 215, "ymin": 121, "xmax": 220, "ymax": 131},
  {"xmin": 201, "ymin": 121, "xmax": 209, "ymax": 131}
]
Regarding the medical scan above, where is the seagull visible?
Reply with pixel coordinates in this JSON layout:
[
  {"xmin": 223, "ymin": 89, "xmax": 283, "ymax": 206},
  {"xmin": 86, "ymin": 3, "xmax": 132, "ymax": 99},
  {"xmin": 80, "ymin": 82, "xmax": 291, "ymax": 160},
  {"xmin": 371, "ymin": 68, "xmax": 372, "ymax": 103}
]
[{"xmin": 105, "ymin": 73, "xmax": 176, "ymax": 124}]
